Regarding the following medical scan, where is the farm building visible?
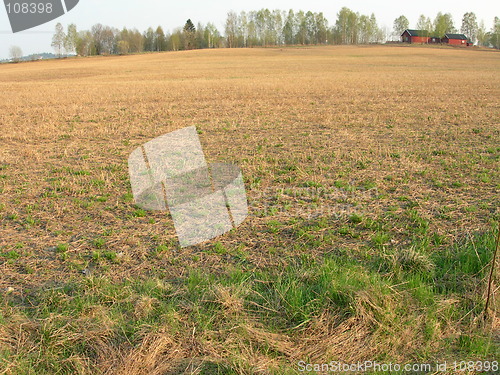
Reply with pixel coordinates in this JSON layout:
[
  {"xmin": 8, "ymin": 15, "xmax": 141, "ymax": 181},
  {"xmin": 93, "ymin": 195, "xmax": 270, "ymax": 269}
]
[
  {"xmin": 401, "ymin": 29, "xmax": 430, "ymax": 44},
  {"xmin": 401, "ymin": 30, "xmax": 470, "ymax": 46},
  {"xmin": 442, "ymin": 33, "xmax": 468, "ymax": 46}
]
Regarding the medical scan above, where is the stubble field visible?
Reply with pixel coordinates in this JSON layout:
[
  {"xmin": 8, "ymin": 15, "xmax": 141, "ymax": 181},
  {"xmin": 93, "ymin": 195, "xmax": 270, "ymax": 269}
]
[{"xmin": 0, "ymin": 45, "xmax": 499, "ymax": 374}]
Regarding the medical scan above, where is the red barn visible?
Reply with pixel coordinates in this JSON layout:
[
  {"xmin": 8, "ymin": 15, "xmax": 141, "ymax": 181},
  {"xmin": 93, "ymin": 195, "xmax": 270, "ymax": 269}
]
[
  {"xmin": 401, "ymin": 29, "xmax": 430, "ymax": 44},
  {"xmin": 442, "ymin": 33, "xmax": 468, "ymax": 46}
]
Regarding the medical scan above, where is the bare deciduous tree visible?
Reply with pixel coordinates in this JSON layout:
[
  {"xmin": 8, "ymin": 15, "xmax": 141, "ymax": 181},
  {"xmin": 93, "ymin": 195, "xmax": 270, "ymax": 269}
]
[
  {"xmin": 393, "ymin": 15, "xmax": 409, "ymax": 37},
  {"xmin": 64, "ymin": 24, "xmax": 78, "ymax": 55},
  {"xmin": 51, "ymin": 22, "xmax": 66, "ymax": 57},
  {"xmin": 9, "ymin": 45, "xmax": 23, "ymax": 62},
  {"xmin": 461, "ymin": 12, "xmax": 478, "ymax": 44}
]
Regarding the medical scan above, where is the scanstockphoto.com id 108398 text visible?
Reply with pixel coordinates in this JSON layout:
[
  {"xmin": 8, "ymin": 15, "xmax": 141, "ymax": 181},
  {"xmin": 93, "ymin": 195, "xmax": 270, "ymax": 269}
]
[{"xmin": 297, "ymin": 360, "xmax": 499, "ymax": 373}]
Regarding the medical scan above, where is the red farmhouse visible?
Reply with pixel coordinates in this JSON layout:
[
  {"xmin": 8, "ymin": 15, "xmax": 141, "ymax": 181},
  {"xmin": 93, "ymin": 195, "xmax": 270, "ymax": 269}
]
[
  {"xmin": 442, "ymin": 33, "xmax": 468, "ymax": 46},
  {"xmin": 401, "ymin": 29, "xmax": 429, "ymax": 44}
]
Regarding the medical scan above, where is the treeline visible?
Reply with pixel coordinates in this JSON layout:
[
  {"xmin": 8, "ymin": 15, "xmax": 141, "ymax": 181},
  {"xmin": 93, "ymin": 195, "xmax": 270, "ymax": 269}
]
[
  {"xmin": 50, "ymin": 7, "xmax": 387, "ymax": 56},
  {"xmin": 50, "ymin": 8, "xmax": 500, "ymax": 57},
  {"xmin": 224, "ymin": 8, "xmax": 384, "ymax": 47},
  {"xmin": 51, "ymin": 20, "xmax": 223, "ymax": 56}
]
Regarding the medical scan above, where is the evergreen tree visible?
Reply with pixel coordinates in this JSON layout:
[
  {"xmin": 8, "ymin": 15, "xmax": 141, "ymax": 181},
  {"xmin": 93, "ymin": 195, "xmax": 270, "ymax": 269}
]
[{"xmin": 183, "ymin": 19, "xmax": 196, "ymax": 49}]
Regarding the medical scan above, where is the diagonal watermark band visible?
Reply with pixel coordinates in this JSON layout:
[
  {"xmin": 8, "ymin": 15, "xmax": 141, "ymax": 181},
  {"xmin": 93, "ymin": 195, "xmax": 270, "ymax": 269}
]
[{"xmin": 128, "ymin": 126, "xmax": 248, "ymax": 247}]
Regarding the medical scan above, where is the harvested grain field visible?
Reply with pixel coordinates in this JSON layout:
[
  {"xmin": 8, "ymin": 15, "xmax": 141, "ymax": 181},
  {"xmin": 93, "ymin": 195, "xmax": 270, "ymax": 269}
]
[{"xmin": 0, "ymin": 45, "xmax": 499, "ymax": 374}]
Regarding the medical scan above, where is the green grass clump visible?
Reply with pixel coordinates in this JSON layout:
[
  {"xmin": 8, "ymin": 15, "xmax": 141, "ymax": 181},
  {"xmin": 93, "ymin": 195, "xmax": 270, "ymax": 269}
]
[
  {"xmin": 349, "ymin": 213, "xmax": 363, "ymax": 224},
  {"xmin": 92, "ymin": 238, "xmax": 106, "ymax": 249},
  {"xmin": 133, "ymin": 209, "xmax": 147, "ymax": 217},
  {"xmin": 56, "ymin": 243, "xmax": 69, "ymax": 253},
  {"xmin": 2, "ymin": 250, "xmax": 21, "ymax": 260}
]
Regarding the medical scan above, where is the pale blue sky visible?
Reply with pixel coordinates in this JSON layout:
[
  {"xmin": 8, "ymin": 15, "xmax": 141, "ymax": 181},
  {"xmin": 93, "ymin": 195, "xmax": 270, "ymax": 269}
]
[{"xmin": 1, "ymin": 0, "xmax": 498, "ymax": 59}]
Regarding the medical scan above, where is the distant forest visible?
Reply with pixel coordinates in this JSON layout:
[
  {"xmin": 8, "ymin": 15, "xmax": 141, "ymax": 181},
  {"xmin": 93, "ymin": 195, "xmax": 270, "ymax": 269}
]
[{"xmin": 47, "ymin": 8, "xmax": 500, "ymax": 57}]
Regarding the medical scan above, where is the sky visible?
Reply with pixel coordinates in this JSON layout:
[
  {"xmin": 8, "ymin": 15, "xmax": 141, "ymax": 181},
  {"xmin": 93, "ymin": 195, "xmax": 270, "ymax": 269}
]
[{"xmin": 1, "ymin": 0, "xmax": 499, "ymax": 59}]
